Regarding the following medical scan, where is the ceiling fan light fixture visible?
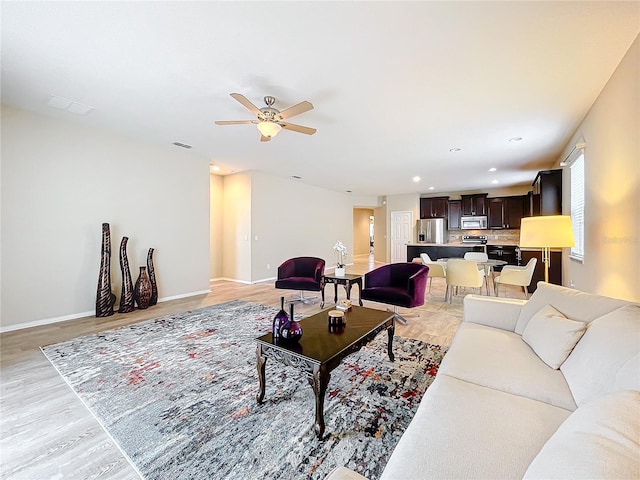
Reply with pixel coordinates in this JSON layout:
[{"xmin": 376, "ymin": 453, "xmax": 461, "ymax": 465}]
[{"xmin": 257, "ymin": 121, "xmax": 282, "ymax": 138}]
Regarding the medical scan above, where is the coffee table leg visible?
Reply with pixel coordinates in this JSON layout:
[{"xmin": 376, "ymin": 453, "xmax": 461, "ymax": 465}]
[
  {"xmin": 387, "ymin": 322, "xmax": 395, "ymax": 362},
  {"xmin": 356, "ymin": 278, "xmax": 363, "ymax": 306},
  {"xmin": 309, "ymin": 365, "xmax": 330, "ymax": 439},
  {"xmin": 256, "ymin": 345, "xmax": 266, "ymax": 404}
]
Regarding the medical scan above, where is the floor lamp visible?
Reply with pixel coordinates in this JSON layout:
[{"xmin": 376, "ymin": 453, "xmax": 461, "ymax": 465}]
[{"xmin": 519, "ymin": 216, "xmax": 575, "ymax": 283}]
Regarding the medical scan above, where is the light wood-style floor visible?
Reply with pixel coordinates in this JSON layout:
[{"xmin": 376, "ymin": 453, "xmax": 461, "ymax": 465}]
[{"xmin": 0, "ymin": 255, "xmax": 526, "ymax": 479}]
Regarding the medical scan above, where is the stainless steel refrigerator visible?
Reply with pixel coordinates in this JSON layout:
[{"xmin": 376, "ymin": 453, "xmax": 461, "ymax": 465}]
[{"xmin": 417, "ymin": 218, "xmax": 447, "ymax": 244}]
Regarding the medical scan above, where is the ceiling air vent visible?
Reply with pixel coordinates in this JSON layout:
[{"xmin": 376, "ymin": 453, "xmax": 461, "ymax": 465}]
[{"xmin": 173, "ymin": 142, "xmax": 193, "ymax": 149}]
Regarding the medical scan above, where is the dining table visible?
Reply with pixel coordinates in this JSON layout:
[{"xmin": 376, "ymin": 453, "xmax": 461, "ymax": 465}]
[{"xmin": 436, "ymin": 258, "xmax": 508, "ymax": 295}]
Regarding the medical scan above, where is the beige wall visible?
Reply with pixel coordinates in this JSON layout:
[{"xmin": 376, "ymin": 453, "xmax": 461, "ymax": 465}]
[
  {"xmin": 353, "ymin": 208, "xmax": 373, "ymax": 255},
  {"xmin": 1, "ymin": 105, "xmax": 211, "ymax": 331},
  {"xmin": 221, "ymin": 172, "xmax": 252, "ymax": 283},
  {"xmin": 373, "ymin": 205, "xmax": 387, "ymax": 263},
  {"xmin": 210, "ymin": 173, "xmax": 223, "ymax": 280},
  {"xmin": 215, "ymin": 171, "xmax": 363, "ymax": 283},
  {"xmin": 555, "ymin": 35, "xmax": 639, "ymax": 302}
]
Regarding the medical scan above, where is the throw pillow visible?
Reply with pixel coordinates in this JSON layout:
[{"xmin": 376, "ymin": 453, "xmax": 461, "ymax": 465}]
[
  {"xmin": 522, "ymin": 304, "xmax": 586, "ymax": 369},
  {"xmin": 523, "ymin": 390, "xmax": 640, "ymax": 480}
]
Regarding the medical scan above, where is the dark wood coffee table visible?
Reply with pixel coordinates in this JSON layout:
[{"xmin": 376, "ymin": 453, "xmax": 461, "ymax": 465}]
[{"xmin": 256, "ymin": 306, "xmax": 395, "ymax": 439}]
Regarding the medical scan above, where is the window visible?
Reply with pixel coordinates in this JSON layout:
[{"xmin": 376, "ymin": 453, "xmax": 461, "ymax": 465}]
[{"xmin": 570, "ymin": 153, "xmax": 585, "ymax": 260}]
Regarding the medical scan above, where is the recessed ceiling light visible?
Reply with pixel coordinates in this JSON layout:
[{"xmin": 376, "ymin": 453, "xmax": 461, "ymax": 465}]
[
  {"xmin": 428, "ymin": 186, "xmax": 435, "ymax": 190},
  {"xmin": 508, "ymin": 137, "xmax": 523, "ymax": 142},
  {"xmin": 211, "ymin": 165, "xmax": 220, "ymax": 172},
  {"xmin": 292, "ymin": 175, "xmax": 302, "ymax": 179},
  {"xmin": 413, "ymin": 176, "xmax": 421, "ymax": 182},
  {"xmin": 491, "ymin": 179, "xmax": 499, "ymax": 184},
  {"xmin": 489, "ymin": 167, "xmax": 497, "ymax": 172},
  {"xmin": 449, "ymin": 147, "xmax": 461, "ymax": 152},
  {"xmin": 346, "ymin": 190, "xmax": 352, "ymax": 193}
]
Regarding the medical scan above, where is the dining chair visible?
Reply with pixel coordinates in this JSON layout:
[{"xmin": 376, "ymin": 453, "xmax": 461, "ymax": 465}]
[
  {"xmin": 463, "ymin": 251, "xmax": 491, "ymax": 294},
  {"xmin": 445, "ymin": 259, "xmax": 485, "ymax": 303},
  {"xmin": 494, "ymin": 257, "xmax": 537, "ymax": 299},
  {"xmin": 420, "ymin": 253, "xmax": 447, "ymax": 298}
]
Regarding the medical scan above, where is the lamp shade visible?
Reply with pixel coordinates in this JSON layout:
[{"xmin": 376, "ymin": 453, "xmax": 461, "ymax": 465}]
[
  {"xmin": 519, "ymin": 215, "xmax": 575, "ymax": 248},
  {"xmin": 256, "ymin": 121, "xmax": 282, "ymax": 138}
]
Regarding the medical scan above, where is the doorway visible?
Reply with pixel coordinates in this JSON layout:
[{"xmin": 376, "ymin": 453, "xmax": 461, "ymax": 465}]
[{"xmin": 390, "ymin": 210, "xmax": 413, "ymax": 263}]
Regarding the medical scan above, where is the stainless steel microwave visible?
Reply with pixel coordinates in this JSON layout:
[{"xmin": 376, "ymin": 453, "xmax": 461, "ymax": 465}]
[{"xmin": 461, "ymin": 216, "xmax": 488, "ymax": 230}]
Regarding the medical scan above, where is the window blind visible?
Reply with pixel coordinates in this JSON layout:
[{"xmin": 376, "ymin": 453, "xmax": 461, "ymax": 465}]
[{"xmin": 570, "ymin": 153, "xmax": 585, "ymax": 259}]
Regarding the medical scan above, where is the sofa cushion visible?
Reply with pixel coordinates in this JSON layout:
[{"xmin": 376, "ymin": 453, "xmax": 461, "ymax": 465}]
[
  {"xmin": 380, "ymin": 374, "xmax": 571, "ymax": 480},
  {"xmin": 438, "ymin": 322, "xmax": 576, "ymax": 410},
  {"xmin": 523, "ymin": 390, "xmax": 640, "ymax": 480},
  {"xmin": 561, "ymin": 304, "xmax": 640, "ymax": 406},
  {"xmin": 514, "ymin": 282, "xmax": 630, "ymax": 335},
  {"xmin": 522, "ymin": 304, "xmax": 586, "ymax": 369}
]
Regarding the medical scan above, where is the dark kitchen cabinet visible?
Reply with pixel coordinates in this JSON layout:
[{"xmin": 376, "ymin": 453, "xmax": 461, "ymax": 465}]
[
  {"xmin": 487, "ymin": 196, "xmax": 525, "ymax": 229},
  {"xmin": 448, "ymin": 200, "xmax": 461, "ymax": 230},
  {"xmin": 486, "ymin": 244, "xmax": 519, "ymax": 272},
  {"xmin": 420, "ymin": 196, "xmax": 449, "ymax": 219},
  {"xmin": 520, "ymin": 249, "xmax": 562, "ymax": 292},
  {"xmin": 531, "ymin": 169, "xmax": 562, "ymax": 216},
  {"xmin": 461, "ymin": 194, "xmax": 488, "ymax": 216}
]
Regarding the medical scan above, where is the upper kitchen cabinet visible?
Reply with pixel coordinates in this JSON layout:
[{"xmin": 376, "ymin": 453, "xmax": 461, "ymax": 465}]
[
  {"xmin": 448, "ymin": 200, "xmax": 462, "ymax": 230},
  {"xmin": 461, "ymin": 194, "xmax": 488, "ymax": 216},
  {"xmin": 531, "ymin": 169, "xmax": 562, "ymax": 216},
  {"xmin": 420, "ymin": 196, "xmax": 449, "ymax": 219},
  {"xmin": 487, "ymin": 195, "xmax": 526, "ymax": 229}
]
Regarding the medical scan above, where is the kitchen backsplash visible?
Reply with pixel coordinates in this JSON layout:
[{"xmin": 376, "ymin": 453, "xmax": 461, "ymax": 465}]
[{"xmin": 448, "ymin": 229, "xmax": 520, "ymax": 244}]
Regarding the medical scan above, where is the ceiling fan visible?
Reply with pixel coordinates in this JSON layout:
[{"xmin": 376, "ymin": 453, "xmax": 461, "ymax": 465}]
[{"xmin": 215, "ymin": 93, "xmax": 316, "ymax": 142}]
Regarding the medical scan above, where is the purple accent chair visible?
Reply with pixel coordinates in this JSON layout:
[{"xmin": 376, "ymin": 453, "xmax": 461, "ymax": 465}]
[
  {"xmin": 361, "ymin": 263, "xmax": 430, "ymax": 325},
  {"xmin": 275, "ymin": 257, "xmax": 326, "ymax": 304}
]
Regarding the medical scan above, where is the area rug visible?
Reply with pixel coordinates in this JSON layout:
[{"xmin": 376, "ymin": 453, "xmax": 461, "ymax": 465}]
[{"xmin": 41, "ymin": 300, "xmax": 447, "ymax": 480}]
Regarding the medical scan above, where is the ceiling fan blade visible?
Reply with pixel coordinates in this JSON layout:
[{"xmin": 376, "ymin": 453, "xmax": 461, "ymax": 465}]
[
  {"xmin": 260, "ymin": 135, "xmax": 271, "ymax": 142},
  {"xmin": 280, "ymin": 122, "xmax": 317, "ymax": 135},
  {"xmin": 277, "ymin": 101, "xmax": 313, "ymax": 120},
  {"xmin": 215, "ymin": 120, "xmax": 255, "ymax": 125},
  {"xmin": 230, "ymin": 93, "xmax": 264, "ymax": 118}
]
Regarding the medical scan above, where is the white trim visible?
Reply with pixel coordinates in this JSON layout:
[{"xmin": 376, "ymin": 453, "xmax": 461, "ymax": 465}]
[
  {"xmin": 569, "ymin": 254, "xmax": 584, "ymax": 264},
  {"xmin": 0, "ymin": 289, "xmax": 212, "ymax": 333}
]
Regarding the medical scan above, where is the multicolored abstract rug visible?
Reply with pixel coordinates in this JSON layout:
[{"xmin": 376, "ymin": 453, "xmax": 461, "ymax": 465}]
[{"xmin": 41, "ymin": 301, "xmax": 446, "ymax": 480}]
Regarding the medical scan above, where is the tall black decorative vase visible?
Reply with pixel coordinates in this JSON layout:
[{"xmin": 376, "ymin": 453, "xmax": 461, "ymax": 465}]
[
  {"xmin": 96, "ymin": 223, "xmax": 116, "ymax": 317},
  {"xmin": 118, "ymin": 237, "xmax": 135, "ymax": 313},
  {"xmin": 147, "ymin": 248, "xmax": 158, "ymax": 306},
  {"xmin": 134, "ymin": 266, "xmax": 152, "ymax": 309}
]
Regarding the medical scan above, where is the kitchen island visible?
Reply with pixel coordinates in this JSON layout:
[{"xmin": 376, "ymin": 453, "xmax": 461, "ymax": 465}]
[{"xmin": 406, "ymin": 243, "xmax": 485, "ymax": 262}]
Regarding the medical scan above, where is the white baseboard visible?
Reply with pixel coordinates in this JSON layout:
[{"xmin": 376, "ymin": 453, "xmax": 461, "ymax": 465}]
[
  {"xmin": 212, "ymin": 277, "xmax": 276, "ymax": 285},
  {"xmin": 0, "ymin": 289, "xmax": 212, "ymax": 334}
]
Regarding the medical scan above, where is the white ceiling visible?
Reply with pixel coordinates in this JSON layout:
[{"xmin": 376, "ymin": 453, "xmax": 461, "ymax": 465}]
[{"xmin": 2, "ymin": 1, "xmax": 638, "ymax": 196}]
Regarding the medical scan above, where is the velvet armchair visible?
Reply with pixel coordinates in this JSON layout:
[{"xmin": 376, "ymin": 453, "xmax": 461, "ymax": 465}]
[
  {"xmin": 361, "ymin": 262, "xmax": 430, "ymax": 324},
  {"xmin": 275, "ymin": 256, "xmax": 325, "ymax": 304}
]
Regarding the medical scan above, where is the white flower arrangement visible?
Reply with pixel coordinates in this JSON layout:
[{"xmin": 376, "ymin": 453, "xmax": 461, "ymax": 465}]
[{"xmin": 333, "ymin": 240, "xmax": 348, "ymax": 268}]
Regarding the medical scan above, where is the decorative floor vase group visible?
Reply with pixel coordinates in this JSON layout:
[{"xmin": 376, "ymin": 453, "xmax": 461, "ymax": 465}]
[{"xmin": 96, "ymin": 223, "xmax": 158, "ymax": 317}]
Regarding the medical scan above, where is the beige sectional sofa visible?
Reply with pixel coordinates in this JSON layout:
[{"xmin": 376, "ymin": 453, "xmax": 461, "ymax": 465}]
[{"xmin": 327, "ymin": 282, "xmax": 640, "ymax": 480}]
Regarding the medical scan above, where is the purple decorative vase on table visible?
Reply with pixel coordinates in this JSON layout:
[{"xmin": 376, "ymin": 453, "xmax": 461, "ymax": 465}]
[
  {"xmin": 279, "ymin": 303, "xmax": 303, "ymax": 343},
  {"xmin": 272, "ymin": 297, "xmax": 289, "ymax": 342}
]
